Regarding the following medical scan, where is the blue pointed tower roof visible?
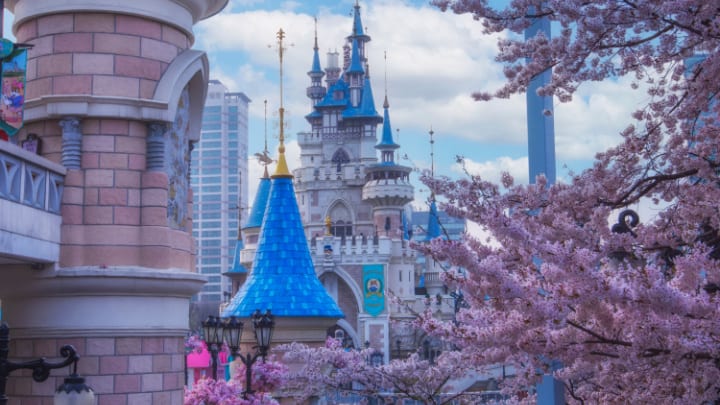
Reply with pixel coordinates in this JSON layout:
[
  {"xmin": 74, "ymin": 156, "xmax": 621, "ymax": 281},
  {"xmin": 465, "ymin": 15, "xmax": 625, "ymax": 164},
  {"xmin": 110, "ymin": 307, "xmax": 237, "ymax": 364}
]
[
  {"xmin": 349, "ymin": 1, "xmax": 370, "ymax": 42},
  {"xmin": 425, "ymin": 198, "xmax": 441, "ymax": 241},
  {"xmin": 227, "ymin": 237, "xmax": 248, "ymax": 274},
  {"xmin": 316, "ymin": 78, "xmax": 349, "ymax": 108},
  {"xmin": 308, "ymin": 19, "xmax": 324, "ymax": 77},
  {"xmin": 222, "ymin": 174, "xmax": 345, "ymax": 318},
  {"xmin": 347, "ymin": 38, "xmax": 364, "ymax": 75},
  {"xmin": 343, "ymin": 77, "xmax": 381, "ymax": 120},
  {"xmin": 243, "ymin": 170, "xmax": 271, "ymax": 230},
  {"xmin": 310, "ymin": 47, "xmax": 323, "ymax": 75},
  {"xmin": 377, "ymin": 96, "xmax": 399, "ymax": 149},
  {"xmin": 425, "ymin": 128, "xmax": 440, "ymax": 240},
  {"xmin": 224, "ymin": 27, "xmax": 343, "ymax": 319}
]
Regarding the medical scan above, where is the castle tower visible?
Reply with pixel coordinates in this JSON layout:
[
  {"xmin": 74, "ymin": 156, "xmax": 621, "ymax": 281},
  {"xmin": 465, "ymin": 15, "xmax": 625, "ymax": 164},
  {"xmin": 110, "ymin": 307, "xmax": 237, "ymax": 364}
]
[
  {"xmin": 292, "ymin": 2, "xmax": 416, "ymax": 360},
  {"xmin": 306, "ymin": 19, "xmax": 326, "ymax": 106},
  {"xmin": 222, "ymin": 29, "xmax": 343, "ymax": 345},
  {"xmin": 0, "ymin": 0, "xmax": 227, "ymax": 402},
  {"xmin": 362, "ymin": 95, "xmax": 413, "ymax": 240},
  {"xmin": 422, "ymin": 128, "xmax": 445, "ymax": 296}
]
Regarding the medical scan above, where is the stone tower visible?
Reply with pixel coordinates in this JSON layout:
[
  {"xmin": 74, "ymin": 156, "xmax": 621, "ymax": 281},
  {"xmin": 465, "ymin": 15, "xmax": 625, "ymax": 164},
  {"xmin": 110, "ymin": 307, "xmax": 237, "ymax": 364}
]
[
  {"xmin": 293, "ymin": 2, "xmax": 418, "ymax": 361},
  {"xmin": 0, "ymin": 0, "xmax": 226, "ymax": 402}
]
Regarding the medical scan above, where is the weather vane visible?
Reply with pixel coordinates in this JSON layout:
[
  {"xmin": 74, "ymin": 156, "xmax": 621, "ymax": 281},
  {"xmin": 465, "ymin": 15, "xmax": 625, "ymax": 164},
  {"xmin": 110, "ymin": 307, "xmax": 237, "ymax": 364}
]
[{"xmin": 253, "ymin": 99, "xmax": 272, "ymax": 175}]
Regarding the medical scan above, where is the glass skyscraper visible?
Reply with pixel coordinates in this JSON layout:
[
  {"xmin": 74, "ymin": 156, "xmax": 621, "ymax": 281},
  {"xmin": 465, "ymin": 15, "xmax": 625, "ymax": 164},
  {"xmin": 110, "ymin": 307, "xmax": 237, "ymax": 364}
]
[{"xmin": 191, "ymin": 80, "xmax": 250, "ymax": 304}]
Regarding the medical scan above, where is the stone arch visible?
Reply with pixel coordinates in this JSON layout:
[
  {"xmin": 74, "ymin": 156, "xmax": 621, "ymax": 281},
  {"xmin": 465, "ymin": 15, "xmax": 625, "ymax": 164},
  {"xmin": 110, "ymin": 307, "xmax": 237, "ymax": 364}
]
[
  {"xmin": 319, "ymin": 266, "xmax": 363, "ymax": 341},
  {"xmin": 153, "ymin": 49, "xmax": 209, "ymax": 142}
]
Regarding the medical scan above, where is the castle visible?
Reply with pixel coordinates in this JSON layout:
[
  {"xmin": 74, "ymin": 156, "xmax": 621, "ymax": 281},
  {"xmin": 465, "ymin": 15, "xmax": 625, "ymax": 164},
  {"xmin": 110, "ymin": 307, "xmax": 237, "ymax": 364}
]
[{"xmin": 228, "ymin": 2, "xmax": 463, "ymax": 362}]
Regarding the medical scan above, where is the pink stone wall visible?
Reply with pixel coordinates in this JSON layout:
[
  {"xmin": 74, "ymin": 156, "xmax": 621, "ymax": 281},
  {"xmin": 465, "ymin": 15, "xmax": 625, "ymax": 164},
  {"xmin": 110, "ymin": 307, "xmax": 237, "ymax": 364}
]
[
  {"xmin": 18, "ymin": 12, "xmax": 190, "ymax": 100},
  {"xmin": 6, "ymin": 336, "xmax": 185, "ymax": 405},
  {"xmin": 14, "ymin": 10, "xmax": 196, "ymax": 271},
  {"xmin": 52, "ymin": 118, "xmax": 194, "ymax": 270}
]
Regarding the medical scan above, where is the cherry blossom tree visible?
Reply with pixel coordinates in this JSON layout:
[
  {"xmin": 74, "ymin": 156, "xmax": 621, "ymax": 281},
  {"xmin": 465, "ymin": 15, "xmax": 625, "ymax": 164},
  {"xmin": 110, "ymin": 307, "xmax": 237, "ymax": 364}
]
[
  {"xmin": 414, "ymin": 0, "xmax": 720, "ymax": 403},
  {"xmin": 279, "ymin": 338, "xmax": 486, "ymax": 404}
]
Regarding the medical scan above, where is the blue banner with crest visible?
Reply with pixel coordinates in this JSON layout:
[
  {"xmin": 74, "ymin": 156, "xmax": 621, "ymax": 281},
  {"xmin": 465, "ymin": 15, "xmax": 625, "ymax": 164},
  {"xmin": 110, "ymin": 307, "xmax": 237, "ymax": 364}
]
[{"xmin": 363, "ymin": 264, "xmax": 384, "ymax": 316}]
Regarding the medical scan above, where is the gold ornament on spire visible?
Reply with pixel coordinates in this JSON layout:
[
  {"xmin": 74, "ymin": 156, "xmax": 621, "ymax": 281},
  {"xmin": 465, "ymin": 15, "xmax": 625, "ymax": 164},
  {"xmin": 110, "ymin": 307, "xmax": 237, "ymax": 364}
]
[{"xmin": 273, "ymin": 28, "xmax": 292, "ymax": 178}]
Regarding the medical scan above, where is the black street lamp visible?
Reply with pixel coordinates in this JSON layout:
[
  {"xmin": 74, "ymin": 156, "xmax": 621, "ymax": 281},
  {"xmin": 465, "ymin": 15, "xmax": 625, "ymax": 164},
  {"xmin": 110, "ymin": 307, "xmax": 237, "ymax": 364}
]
[
  {"xmin": 0, "ymin": 323, "xmax": 95, "ymax": 405},
  {"xmin": 224, "ymin": 310, "xmax": 275, "ymax": 399},
  {"xmin": 201, "ymin": 315, "xmax": 224, "ymax": 380}
]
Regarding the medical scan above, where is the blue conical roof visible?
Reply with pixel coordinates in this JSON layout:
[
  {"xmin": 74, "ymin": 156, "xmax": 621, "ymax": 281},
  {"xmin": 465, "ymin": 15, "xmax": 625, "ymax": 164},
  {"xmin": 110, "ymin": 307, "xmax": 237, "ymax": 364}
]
[
  {"xmin": 222, "ymin": 176, "xmax": 344, "ymax": 318},
  {"xmin": 309, "ymin": 47, "xmax": 323, "ymax": 76},
  {"xmin": 243, "ymin": 173, "xmax": 271, "ymax": 229},
  {"xmin": 377, "ymin": 96, "xmax": 399, "ymax": 149},
  {"xmin": 347, "ymin": 38, "xmax": 364, "ymax": 75},
  {"xmin": 425, "ymin": 198, "xmax": 441, "ymax": 241},
  {"xmin": 227, "ymin": 238, "xmax": 247, "ymax": 274},
  {"xmin": 343, "ymin": 77, "xmax": 381, "ymax": 121},
  {"xmin": 349, "ymin": 2, "xmax": 370, "ymax": 42}
]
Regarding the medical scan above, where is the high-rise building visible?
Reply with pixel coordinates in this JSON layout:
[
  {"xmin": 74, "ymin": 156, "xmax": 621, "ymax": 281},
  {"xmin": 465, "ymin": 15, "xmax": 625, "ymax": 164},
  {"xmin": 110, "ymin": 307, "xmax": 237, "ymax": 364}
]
[{"xmin": 191, "ymin": 80, "xmax": 250, "ymax": 304}]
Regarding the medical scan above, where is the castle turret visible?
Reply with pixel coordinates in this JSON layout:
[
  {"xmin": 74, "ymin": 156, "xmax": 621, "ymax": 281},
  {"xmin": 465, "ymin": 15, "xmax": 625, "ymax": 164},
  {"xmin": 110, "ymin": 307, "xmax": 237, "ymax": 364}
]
[
  {"xmin": 346, "ymin": 38, "xmax": 364, "ymax": 107},
  {"xmin": 223, "ymin": 29, "xmax": 343, "ymax": 344},
  {"xmin": 422, "ymin": 128, "xmax": 445, "ymax": 295},
  {"xmin": 307, "ymin": 18, "xmax": 326, "ymax": 106},
  {"xmin": 348, "ymin": 0, "xmax": 371, "ymax": 65},
  {"xmin": 325, "ymin": 50, "xmax": 341, "ymax": 86},
  {"xmin": 362, "ymin": 95, "xmax": 413, "ymax": 237}
]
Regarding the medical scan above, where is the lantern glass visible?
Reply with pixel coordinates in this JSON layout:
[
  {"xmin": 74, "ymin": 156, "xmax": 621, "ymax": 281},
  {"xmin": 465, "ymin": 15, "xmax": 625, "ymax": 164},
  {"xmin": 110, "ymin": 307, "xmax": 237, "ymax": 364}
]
[
  {"xmin": 222, "ymin": 316, "xmax": 243, "ymax": 353},
  {"xmin": 252, "ymin": 310, "xmax": 274, "ymax": 350},
  {"xmin": 54, "ymin": 375, "xmax": 96, "ymax": 405}
]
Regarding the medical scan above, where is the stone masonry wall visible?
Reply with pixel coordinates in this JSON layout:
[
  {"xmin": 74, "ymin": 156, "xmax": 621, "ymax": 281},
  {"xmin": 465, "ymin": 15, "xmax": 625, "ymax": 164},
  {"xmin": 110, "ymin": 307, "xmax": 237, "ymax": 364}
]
[{"xmin": 6, "ymin": 336, "xmax": 185, "ymax": 405}]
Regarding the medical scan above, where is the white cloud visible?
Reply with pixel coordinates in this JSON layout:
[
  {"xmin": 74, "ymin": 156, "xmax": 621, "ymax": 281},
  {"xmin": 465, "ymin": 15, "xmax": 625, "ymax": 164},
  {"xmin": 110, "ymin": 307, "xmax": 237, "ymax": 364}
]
[
  {"xmin": 454, "ymin": 155, "xmax": 529, "ymax": 185},
  {"xmin": 554, "ymin": 75, "xmax": 647, "ymax": 162}
]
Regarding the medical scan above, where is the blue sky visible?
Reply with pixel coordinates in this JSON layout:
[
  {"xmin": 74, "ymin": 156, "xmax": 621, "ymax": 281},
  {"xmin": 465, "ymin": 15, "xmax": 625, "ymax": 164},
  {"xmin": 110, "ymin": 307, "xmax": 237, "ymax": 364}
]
[{"xmin": 3, "ymin": 1, "xmax": 646, "ymax": 208}]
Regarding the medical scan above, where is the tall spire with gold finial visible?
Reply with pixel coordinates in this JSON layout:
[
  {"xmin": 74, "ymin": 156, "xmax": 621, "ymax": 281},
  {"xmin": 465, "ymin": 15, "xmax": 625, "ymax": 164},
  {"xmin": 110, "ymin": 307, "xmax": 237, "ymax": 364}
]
[
  {"xmin": 274, "ymin": 28, "xmax": 292, "ymax": 178},
  {"xmin": 222, "ymin": 28, "xmax": 344, "ymax": 320}
]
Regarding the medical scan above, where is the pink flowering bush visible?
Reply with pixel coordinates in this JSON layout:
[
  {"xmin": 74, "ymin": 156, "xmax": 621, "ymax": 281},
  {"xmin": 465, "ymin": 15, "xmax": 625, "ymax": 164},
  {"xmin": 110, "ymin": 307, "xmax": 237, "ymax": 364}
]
[
  {"xmin": 184, "ymin": 359, "xmax": 287, "ymax": 405},
  {"xmin": 185, "ymin": 333, "xmax": 204, "ymax": 354}
]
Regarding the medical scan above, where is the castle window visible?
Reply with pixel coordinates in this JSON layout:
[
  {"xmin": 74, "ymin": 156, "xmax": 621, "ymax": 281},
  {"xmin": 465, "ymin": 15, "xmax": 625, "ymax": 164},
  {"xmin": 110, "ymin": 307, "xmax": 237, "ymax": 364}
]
[
  {"xmin": 331, "ymin": 220, "xmax": 352, "ymax": 238},
  {"xmin": 331, "ymin": 149, "xmax": 350, "ymax": 172}
]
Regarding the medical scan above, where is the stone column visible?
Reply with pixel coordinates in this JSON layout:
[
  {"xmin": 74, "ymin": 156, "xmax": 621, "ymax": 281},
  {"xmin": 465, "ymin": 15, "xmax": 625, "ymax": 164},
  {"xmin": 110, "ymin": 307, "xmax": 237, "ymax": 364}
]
[
  {"xmin": 146, "ymin": 122, "xmax": 166, "ymax": 172},
  {"xmin": 59, "ymin": 117, "xmax": 81, "ymax": 170}
]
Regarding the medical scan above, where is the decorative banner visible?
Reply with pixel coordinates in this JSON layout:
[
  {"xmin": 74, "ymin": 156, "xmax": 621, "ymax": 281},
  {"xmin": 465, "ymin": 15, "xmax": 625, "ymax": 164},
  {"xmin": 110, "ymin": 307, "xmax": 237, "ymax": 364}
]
[
  {"xmin": 0, "ymin": 48, "xmax": 27, "ymax": 137},
  {"xmin": 363, "ymin": 264, "xmax": 385, "ymax": 317}
]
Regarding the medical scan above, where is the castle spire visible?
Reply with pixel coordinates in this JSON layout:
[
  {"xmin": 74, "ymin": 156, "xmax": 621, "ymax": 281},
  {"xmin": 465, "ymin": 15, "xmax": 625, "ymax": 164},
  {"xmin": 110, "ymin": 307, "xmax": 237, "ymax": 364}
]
[
  {"xmin": 274, "ymin": 28, "xmax": 292, "ymax": 178},
  {"xmin": 377, "ymin": 51, "xmax": 399, "ymax": 163},
  {"xmin": 222, "ymin": 29, "xmax": 344, "ymax": 321},
  {"xmin": 307, "ymin": 17, "xmax": 327, "ymax": 106},
  {"xmin": 426, "ymin": 127, "xmax": 441, "ymax": 240}
]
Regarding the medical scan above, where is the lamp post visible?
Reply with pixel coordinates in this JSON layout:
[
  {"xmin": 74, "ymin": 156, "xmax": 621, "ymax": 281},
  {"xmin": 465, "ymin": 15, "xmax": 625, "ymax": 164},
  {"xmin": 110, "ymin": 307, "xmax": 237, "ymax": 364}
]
[
  {"xmin": 224, "ymin": 310, "xmax": 274, "ymax": 399},
  {"xmin": 201, "ymin": 315, "xmax": 223, "ymax": 380},
  {"xmin": 0, "ymin": 323, "xmax": 95, "ymax": 405}
]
